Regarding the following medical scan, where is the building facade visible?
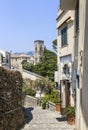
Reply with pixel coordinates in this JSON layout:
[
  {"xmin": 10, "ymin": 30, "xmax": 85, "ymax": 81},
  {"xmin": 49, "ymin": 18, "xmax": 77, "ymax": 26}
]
[
  {"xmin": 60, "ymin": 0, "xmax": 88, "ymax": 130},
  {"xmin": 57, "ymin": 9, "xmax": 75, "ymax": 113},
  {"xmin": 0, "ymin": 50, "xmax": 11, "ymax": 69},
  {"xmin": 11, "ymin": 54, "xmax": 34, "ymax": 70},
  {"xmin": 34, "ymin": 40, "xmax": 44, "ymax": 64}
]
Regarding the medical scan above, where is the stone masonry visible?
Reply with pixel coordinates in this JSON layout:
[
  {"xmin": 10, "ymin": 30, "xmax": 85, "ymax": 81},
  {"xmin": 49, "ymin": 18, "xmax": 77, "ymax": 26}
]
[{"xmin": 19, "ymin": 106, "xmax": 75, "ymax": 130}]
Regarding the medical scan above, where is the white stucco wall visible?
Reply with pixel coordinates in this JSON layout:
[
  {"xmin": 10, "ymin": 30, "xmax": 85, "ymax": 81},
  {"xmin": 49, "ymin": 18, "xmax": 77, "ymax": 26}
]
[
  {"xmin": 57, "ymin": 10, "xmax": 75, "ymax": 107},
  {"xmin": 11, "ymin": 54, "xmax": 34, "ymax": 70},
  {"xmin": 79, "ymin": 0, "xmax": 88, "ymax": 130},
  {"xmin": 60, "ymin": 55, "xmax": 72, "ymax": 81},
  {"xmin": 59, "ymin": 0, "xmax": 88, "ymax": 130},
  {"xmin": 0, "ymin": 50, "xmax": 11, "ymax": 68},
  {"xmin": 22, "ymin": 69, "xmax": 42, "ymax": 81},
  {"xmin": 57, "ymin": 10, "xmax": 75, "ymax": 84},
  {"xmin": 57, "ymin": 12, "xmax": 75, "ymax": 58}
]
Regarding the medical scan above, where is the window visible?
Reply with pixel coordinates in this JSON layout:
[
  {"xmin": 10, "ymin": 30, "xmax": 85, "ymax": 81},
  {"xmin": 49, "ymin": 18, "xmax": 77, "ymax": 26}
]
[
  {"xmin": 61, "ymin": 25, "xmax": 67, "ymax": 47},
  {"xmin": 40, "ymin": 47, "xmax": 43, "ymax": 55},
  {"xmin": 35, "ymin": 46, "xmax": 37, "ymax": 51},
  {"xmin": 6, "ymin": 58, "xmax": 8, "ymax": 63},
  {"xmin": 3, "ymin": 57, "xmax": 6, "ymax": 63},
  {"xmin": 63, "ymin": 64, "xmax": 69, "ymax": 75},
  {"xmin": 6, "ymin": 55, "xmax": 9, "ymax": 63},
  {"xmin": 75, "ymin": 0, "xmax": 79, "ymax": 32},
  {"xmin": 0, "ymin": 54, "xmax": 3, "ymax": 62}
]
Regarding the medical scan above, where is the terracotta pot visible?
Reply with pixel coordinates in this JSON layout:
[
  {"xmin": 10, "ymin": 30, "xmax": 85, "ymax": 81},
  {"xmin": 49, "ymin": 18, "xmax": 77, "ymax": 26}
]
[
  {"xmin": 55, "ymin": 103, "xmax": 61, "ymax": 112},
  {"xmin": 67, "ymin": 115, "xmax": 75, "ymax": 125}
]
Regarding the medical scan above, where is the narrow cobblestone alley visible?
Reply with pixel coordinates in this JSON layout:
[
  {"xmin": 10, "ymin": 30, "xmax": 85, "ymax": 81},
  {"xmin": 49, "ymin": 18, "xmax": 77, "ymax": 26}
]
[{"xmin": 19, "ymin": 106, "xmax": 75, "ymax": 130}]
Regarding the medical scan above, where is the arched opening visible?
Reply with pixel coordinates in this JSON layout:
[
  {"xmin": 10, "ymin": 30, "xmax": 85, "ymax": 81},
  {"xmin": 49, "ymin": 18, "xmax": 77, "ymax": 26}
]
[{"xmin": 63, "ymin": 64, "xmax": 70, "ymax": 75}]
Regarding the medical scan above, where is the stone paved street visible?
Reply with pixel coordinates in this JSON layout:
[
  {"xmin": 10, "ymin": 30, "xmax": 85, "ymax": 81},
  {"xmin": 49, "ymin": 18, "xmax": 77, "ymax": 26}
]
[{"xmin": 19, "ymin": 106, "xmax": 75, "ymax": 130}]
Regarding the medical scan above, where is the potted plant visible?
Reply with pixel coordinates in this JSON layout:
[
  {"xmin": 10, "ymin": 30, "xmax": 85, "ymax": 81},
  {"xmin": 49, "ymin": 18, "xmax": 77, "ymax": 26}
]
[
  {"xmin": 64, "ymin": 106, "xmax": 75, "ymax": 125},
  {"xmin": 50, "ymin": 90, "xmax": 61, "ymax": 112},
  {"xmin": 55, "ymin": 100, "xmax": 61, "ymax": 112}
]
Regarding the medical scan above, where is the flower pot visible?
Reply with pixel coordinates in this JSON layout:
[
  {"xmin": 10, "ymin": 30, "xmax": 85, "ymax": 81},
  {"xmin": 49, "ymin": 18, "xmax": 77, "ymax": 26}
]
[
  {"xmin": 67, "ymin": 115, "xmax": 75, "ymax": 125},
  {"xmin": 55, "ymin": 103, "xmax": 61, "ymax": 112}
]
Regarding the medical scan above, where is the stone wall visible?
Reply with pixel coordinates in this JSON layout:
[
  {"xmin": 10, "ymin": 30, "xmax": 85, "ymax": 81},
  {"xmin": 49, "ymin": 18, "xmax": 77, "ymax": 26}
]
[
  {"xmin": 24, "ymin": 95, "xmax": 38, "ymax": 106},
  {"xmin": 47, "ymin": 101, "xmax": 56, "ymax": 112},
  {"xmin": 0, "ymin": 67, "xmax": 24, "ymax": 130}
]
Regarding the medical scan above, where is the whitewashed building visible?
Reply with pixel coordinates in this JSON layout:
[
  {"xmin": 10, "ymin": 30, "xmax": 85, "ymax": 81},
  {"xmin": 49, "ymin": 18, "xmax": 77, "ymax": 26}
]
[
  {"xmin": 60, "ymin": 0, "xmax": 88, "ymax": 130},
  {"xmin": 11, "ymin": 54, "xmax": 34, "ymax": 70},
  {"xmin": 0, "ymin": 49, "xmax": 11, "ymax": 69},
  {"xmin": 56, "ymin": 9, "xmax": 75, "ymax": 113}
]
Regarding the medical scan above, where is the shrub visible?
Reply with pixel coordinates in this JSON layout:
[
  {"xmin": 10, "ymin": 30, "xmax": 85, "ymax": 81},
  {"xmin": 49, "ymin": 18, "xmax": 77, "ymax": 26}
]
[
  {"xmin": 22, "ymin": 79, "xmax": 36, "ymax": 97},
  {"xmin": 33, "ymin": 77, "xmax": 53, "ymax": 95},
  {"xmin": 41, "ymin": 99, "xmax": 46, "ymax": 109},
  {"xmin": 41, "ymin": 95, "xmax": 50, "ymax": 109},
  {"xmin": 49, "ymin": 90, "xmax": 60, "ymax": 103},
  {"xmin": 26, "ymin": 87, "xmax": 36, "ymax": 97},
  {"xmin": 0, "ymin": 67, "xmax": 24, "ymax": 130},
  {"xmin": 40, "ymin": 90, "xmax": 61, "ymax": 109}
]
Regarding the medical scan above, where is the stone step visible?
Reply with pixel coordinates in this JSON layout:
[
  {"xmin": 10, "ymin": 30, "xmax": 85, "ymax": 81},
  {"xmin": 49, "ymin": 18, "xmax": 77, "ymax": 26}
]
[
  {"xmin": 21, "ymin": 123, "xmax": 75, "ymax": 130},
  {"xmin": 19, "ymin": 106, "xmax": 75, "ymax": 130}
]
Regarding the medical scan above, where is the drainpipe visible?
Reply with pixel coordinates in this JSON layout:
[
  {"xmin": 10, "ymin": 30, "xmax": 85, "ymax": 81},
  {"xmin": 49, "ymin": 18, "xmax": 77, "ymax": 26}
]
[{"xmin": 76, "ymin": 71, "xmax": 80, "ymax": 130}]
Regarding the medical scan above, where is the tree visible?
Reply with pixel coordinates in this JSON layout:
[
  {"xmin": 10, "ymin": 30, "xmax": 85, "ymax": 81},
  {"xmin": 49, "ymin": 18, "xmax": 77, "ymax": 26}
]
[
  {"xmin": 22, "ymin": 48, "xmax": 57, "ymax": 81},
  {"xmin": 34, "ymin": 48, "xmax": 57, "ymax": 81},
  {"xmin": 33, "ymin": 77, "xmax": 53, "ymax": 94},
  {"xmin": 52, "ymin": 39, "xmax": 57, "ymax": 52},
  {"xmin": 21, "ymin": 60, "xmax": 34, "ymax": 71}
]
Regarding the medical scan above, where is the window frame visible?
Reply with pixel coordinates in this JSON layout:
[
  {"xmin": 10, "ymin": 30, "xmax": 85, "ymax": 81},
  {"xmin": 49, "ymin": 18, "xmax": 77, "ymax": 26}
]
[
  {"xmin": 75, "ymin": 0, "xmax": 79, "ymax": 33},
  {"xmin": 61, "ymin": 24, "xmax": 68, "ymax": 47}
]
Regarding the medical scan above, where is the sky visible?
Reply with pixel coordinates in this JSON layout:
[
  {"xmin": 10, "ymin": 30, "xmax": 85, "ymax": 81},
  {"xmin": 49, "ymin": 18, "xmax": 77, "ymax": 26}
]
[{"xmin": 0, "ymin": 0, "xmax": 60, "ymax": 53}]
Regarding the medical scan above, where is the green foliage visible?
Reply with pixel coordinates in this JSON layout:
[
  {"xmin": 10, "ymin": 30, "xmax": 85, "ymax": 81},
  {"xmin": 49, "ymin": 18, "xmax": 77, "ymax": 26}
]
[
  {"xmin": 41, "ymin": 95, "xmax": 50, "ymax": 109},
  {"xmin": 0, "ymin": 67, "xmax": 24, "ymax": 130},
  {"xmin": 22, "ymin": 48, "xmax": 57, "ymax": 82},
  {"xmin": 22, "ymin": 60, "xmax": 34, "ymax": 71},
  {"xmin": 22, "ymin": 79, "xmax": 36, "ymax": 97},
  {"xmin": 41, "ymin": 99, "xmax": 46, "ymax": 109},
  {"xmin": 23, "ymin": 86, "xmax": 36, "ymax": 97},
  {"xmin": 52, "ymin": 39, "xmax": 57, "ymax": 52},
  {"xmin": 0, "ymin": 67, "xmax": 23, "ymax": 112},
  {"xmin": 33, "ymin": 77, "xmax": 53, "ymax": 94},
  {"xmin": 34, "ymin": 48, "xmax": 57, "ymax": 81},
  {"xmin": 41, "ymin": 90, "xmax": 60, "ymax": 109},
  {"xmin": 0, "ymin": 67, "xmax": 23, "ymax": 91},
  {"xmin": 64, "ymin": 106, "xmax": 75, "ymax": 116},
  {"xmin": 26, "ymin": 87, "xmax": 36, "ymax": 97},
  {"xmin": 49, "ymin": 90, "xmax": 60, "ymax": 103}
]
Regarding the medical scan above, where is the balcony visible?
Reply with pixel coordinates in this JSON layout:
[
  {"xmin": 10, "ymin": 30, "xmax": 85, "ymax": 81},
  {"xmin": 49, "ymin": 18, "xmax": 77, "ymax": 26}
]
[{"xmin": 60, "ymin": 0, "xmax": 77, "ymax": 10}]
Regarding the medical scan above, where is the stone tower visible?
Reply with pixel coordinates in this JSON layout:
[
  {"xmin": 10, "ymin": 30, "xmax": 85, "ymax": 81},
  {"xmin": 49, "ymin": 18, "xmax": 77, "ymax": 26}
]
[{"xmin": 34, "ymin": 40, "xmax": 44, "ymax": 64}]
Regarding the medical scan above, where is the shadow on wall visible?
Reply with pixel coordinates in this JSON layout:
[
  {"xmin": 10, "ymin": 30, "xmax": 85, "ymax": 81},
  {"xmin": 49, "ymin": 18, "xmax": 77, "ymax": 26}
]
[
  {"xmin": 18, "ymin": 107, "xmax": 34, "ymax": 129},
  {"xmin": 81, "ymin": 87, "xmax": 88, "ymax": 127}
]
